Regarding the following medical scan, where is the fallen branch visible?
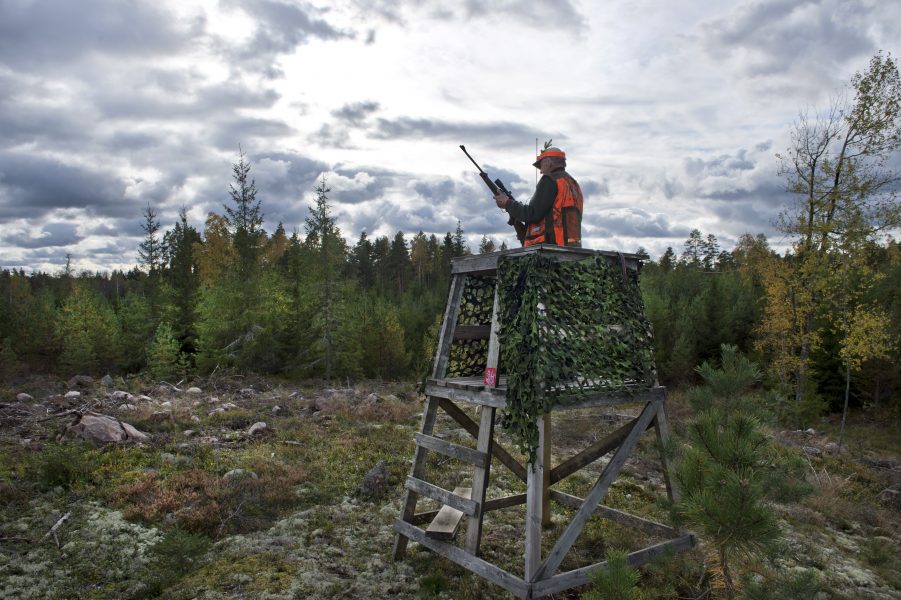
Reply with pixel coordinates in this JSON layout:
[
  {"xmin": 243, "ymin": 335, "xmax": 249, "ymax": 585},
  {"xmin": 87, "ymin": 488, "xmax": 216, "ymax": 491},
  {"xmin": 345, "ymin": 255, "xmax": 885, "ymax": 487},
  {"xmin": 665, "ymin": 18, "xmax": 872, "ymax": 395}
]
[{"xmin": 38, "ymin": 512, "xmax": 71, "ymax": 547}]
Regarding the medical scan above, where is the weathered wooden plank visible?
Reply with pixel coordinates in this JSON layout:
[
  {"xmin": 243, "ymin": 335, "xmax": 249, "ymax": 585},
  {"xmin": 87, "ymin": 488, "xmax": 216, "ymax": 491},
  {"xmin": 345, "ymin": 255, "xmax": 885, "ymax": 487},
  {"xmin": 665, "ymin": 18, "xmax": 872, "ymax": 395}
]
[
  {"xmin": 653, "ymin": 392, "xmax": 679, "ymax": 503},
  {"xmin": 393, "ymin": 519, "xmax": 530, "ymax": 599},
  {"xmin": 453, "ymin": 324, "xmax": 491, "ymax": 340},
  {"xmin": 525, "ymin": 414, "xmax": 547, "ymax": 582},
  {"xmin": 549, "ymin": 490, "xmax": 677, "ymax": 538},
  {"xmin": 542, "ymin": 416, "xmax": 552, "ymax": 527},
  {"xmin": 425, "ymin": 383, "xmax": 507, "ymax": 408},
  {"xmin": 438, "ymin": 398, "xmax": 528, "ymax": 482},
  {"xmin": 393, "ymin": 396, "xmax": 441, "ymax": 560},
  {"xmin": 530, "ymin": 534, "xmax": 695, "ymax": 598},
  {"xmin": 466, "ymin": 406, "xmax": 495, "ymax": 554},
  {"xmin": 405, "ymin": 477, "xmax": 478, "ymax": 517},
  {"xmin": 536, "ymin": 400, "xmax": 659, "ymax": 579},
  {"xmin": 426, "ymin": 487, "xmax": 471, "ymax": 540},
  {"xmin": 484, "ymin": 493, "xmax": 528, "ymax": 512},
  {"xmin": 433, "ymin": 273, "xmax": 467, "ymax": 379},
  {"xmin": 415, "ymin": 433, "xmax": 489, "ymax": 468},
  {"xmin": 549, "ymin": 415, "xmax": 653, "ymax": 484},
  {"xmin": 449, "ymin": 245, "xmax": 644, "ymax": 276}
]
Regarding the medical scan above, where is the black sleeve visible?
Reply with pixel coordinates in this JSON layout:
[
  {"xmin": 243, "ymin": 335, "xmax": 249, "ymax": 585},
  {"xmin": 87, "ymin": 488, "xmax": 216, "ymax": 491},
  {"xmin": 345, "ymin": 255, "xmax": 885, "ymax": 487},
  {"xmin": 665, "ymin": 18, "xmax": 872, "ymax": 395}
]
[{"xmin": 505, "ymin": 176, "xmax": 556, "ymax": 223}]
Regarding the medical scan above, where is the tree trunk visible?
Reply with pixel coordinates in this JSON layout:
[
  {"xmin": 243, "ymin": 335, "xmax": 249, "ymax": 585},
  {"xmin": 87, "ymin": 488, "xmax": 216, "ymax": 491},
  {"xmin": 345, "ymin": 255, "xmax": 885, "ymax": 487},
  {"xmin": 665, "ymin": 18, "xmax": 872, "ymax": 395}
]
[{"xmin": 838, "ymin": 360, "xmax": 851, "ymax": 451}]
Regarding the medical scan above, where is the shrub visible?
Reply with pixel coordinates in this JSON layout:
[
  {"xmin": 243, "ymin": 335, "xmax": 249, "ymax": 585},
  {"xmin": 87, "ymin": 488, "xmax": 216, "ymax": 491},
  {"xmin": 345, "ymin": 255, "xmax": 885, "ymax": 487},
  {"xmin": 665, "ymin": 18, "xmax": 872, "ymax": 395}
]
[{"xmin": 582, "ymin": 548, "xmax": 644, "ymax": 600}]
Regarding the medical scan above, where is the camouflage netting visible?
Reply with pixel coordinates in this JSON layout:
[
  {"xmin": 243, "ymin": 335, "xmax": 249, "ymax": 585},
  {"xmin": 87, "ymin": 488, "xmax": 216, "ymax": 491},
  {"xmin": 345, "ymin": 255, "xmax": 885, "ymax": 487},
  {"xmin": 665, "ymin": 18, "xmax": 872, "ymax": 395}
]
[{"xmin": 443, "ymin": 253, "xmax": 657, "ymax": 463}]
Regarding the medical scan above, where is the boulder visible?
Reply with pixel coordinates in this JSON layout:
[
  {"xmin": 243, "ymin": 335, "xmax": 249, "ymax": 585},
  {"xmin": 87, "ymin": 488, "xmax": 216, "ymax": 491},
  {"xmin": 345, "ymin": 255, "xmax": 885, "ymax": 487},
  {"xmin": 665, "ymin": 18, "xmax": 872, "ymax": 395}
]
[
  {"xmin": 223, "ymin": 468, "xmax": 258, "ymax": 481},
  {"xmin": 880, "ymin": 487, "xmax": 901, "ymax": 510},
  {"xmin": 360, "ymin": 460, "xmax": 390, "ymax": 499},
  {"xmin": 801, "ymin": 446, "xmax": 822, "ymax": 456},
  {"xmin": 66, "ymin": 414, "xmax": 150, "ymax": 445},
  {"xmin": 67, "ymin": 375, "xmax": 94, "ymax": 389},
  {"xmin": 100, "ymin": 374, "xmax": 114, "ymax": 386},
  {"xmin": 186, "ymin": 387, "xmax": 202, "ymax": 395},
  {"xmin": 16, "ymin": 393, "xmax": 33, "ymax": 402},
  {"xmin": 64, "ymin": 391, "xmax": 81, "ymax": 400},
  {"xmin": 248, "ymin": 422, "xmax": 268, "ymax": 436},
  {"xmin": 109, "ymin": 390, "xmax": 132, "ymax": 402},
  {"xmin": 239, "ymin": 388, "xmax": 255, "ymax": 397}
]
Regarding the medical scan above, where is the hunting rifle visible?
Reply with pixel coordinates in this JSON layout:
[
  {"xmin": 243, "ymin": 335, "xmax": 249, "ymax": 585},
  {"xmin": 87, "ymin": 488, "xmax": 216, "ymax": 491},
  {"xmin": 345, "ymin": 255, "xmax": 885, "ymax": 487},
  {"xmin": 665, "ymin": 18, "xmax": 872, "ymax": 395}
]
[{"xmin": 459, "ymin": 145, "xmax": 526, "ymax": 245}]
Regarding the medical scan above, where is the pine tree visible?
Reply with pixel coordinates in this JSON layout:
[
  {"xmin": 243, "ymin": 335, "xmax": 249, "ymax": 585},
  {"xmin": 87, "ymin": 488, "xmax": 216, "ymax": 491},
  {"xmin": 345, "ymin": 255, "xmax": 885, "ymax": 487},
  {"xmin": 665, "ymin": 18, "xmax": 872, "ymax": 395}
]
[
  {"xmin": 583, "ymin": 549, "xmax": 644, "ymax": 600},
  {"xmin": 147, "ymin": 322, "xmax": 186, "ymax": 381},
  {"xmin": 674, "ymin": 345, "xmax": 780, "ymax": 600},
  {"xmin": 478, "ymin": 235, "xmax": 496, "ymax": 254}
]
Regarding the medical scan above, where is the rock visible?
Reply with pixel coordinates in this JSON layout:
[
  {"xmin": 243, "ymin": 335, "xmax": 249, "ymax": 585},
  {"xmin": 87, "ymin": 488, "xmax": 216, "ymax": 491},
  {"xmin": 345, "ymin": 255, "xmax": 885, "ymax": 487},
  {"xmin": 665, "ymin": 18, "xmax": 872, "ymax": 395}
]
[
  {"xmin": 221, "ymin": 402, "xmax": 239, "ymax": 410},
  {"xmin": 64, "ymin": 391, "xmax": 81, "ymax": 399},
  {"xmin": 272, "ymin": 405, "xmax": 283, "ymax": 415},
  {"xmin": 804, "ymin": 428, "xmax": 816, "ymax": 435},
  {"xmin": 248, "ymin": 422, "xmax": 268, "ymax": 436},
  {"xmin": 824, "ymin": 442, "xmax": 841, "ymax": 454},
  {"xmin": 802, "ymin": 446, "xmax": 822, "ymax": 456},
  {"xmin": 364, "ymin": 393, "xmax": 380, "ymax": 405},
  {"xmin": 119, "ymin": 404, "xmax": 137, "ymax": 411},
  {"xmin": 223, "ymin": 468, "xmax": 258, "ymax": 481},
  {"xmin": 186, "ymin": 387, "xmax": 202, "ymax": 395},
  {"xmin": 208, "ymin": 396, "xmax": 220, "ymax": 404},
  {"xmin": 239, "ymin": 388, "xmax": 255, "ymax": 397},
  {"xmin": 160, "ymin": 401, "xmax": 172, "ymax": 408},
  {"xmin": 100, "ymin": 374, "xmax": 114, "ymax": 386},
  {"xmin": 136, "ymin": 395, "xmax": 152, "ymax": 403},
  {"xmin": 880, "ymin": 487, "xmax": 901, "ymax": 510},
  {"xmin": 191, "ymin": 415, "xmax": 200, "ymax": 422},
  {"xmin": 16, "ymin": 393, "xmax": 33, "ymax": 402},
  {"xmin": 183, "ymin": 430, "xmax": 196, "ymax": 438},
  {"xmin": 66, "ymin": 414, "xmax": 150, "ymax": 445},
  {"xmin": 67, "ymin": 375, "xmax": 93, "ymax": 389},
  {"xmin": 109, "ymin": 390, "xmax": 132, "ymax": 402},
  {"xmin": 148, "ymin": 411, "xmax": 170, "ymax": 423},
  {"xmin": 360, "ymin": 460, "xmax": 390, "ymax": 499}
]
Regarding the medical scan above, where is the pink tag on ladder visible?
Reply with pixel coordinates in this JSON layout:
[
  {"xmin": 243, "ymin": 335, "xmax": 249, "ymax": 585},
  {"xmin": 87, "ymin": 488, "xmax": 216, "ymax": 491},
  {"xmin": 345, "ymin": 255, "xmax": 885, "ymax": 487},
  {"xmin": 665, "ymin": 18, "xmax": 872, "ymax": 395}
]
[{"xmin": 484, "ymin": 367, "xmax": 497, "ymax": 387}]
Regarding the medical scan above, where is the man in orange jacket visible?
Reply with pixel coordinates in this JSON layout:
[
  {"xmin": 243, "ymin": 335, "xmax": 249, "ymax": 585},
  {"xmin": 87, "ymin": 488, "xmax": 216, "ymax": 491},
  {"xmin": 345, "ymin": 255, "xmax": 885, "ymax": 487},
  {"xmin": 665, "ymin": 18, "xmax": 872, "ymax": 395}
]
[{"xmin": 493, "ymin": 146, "xmax": 583, "ymax": 247}]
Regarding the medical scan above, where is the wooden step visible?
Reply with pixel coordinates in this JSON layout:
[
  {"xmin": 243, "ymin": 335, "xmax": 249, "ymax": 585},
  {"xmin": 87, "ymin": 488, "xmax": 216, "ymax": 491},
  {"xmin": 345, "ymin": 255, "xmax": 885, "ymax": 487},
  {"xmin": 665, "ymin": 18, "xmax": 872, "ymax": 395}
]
[
  {"xmin": 415, "ymin": 433, "xmax": 489, "ymax": 468},
  {"xmin": 426, "ymin": 487, "xmax": 471, "ymax": 540}
]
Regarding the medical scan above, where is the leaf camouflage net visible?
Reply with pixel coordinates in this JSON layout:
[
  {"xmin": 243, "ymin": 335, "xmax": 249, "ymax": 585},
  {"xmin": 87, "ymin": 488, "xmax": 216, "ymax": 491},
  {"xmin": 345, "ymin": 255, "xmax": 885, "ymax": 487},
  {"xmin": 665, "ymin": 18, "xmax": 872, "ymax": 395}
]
[
  {"xmin": 496, "ymin": 253, "xmax": 657, "ymax": 464},
  {"xmin": 446, "ymin": 274, "xmax": 495, "ymax": 377}
]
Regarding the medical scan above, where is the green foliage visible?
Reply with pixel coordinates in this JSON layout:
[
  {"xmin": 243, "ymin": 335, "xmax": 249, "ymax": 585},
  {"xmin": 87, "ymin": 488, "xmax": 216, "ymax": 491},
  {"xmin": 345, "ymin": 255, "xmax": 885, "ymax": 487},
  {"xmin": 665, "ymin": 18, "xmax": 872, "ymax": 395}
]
[
  {"xmin": 743, "ymin": 568, "xmax": 822, "ymax": 600},
  {"xmin": 147, "ymin": 322, "xmax": 187, "ymax": 381},
  {"xmin": 55, "ymin": 283, "xmax": 119, "ymax": 374},
  {"xmin": 497, "ymin": 254, "xmax": 656, "ymax": 463},
  {"xmin": 116, "ymin": 292, "xmax": 154, "ymax": 372},
  {"xmin": 27, "ymin": 442, "xmax": 96, "ymax": 491},
  {"xmin": 687, "ymin": 344, "xmax": 762, "ymax": 415},
  {"xmin": 0, "ymin": 336, "xmax": 18, "ymax": 379},
  {"xmin": 582, "ymin": 549, "xmax": 644, "ymax": 600}
]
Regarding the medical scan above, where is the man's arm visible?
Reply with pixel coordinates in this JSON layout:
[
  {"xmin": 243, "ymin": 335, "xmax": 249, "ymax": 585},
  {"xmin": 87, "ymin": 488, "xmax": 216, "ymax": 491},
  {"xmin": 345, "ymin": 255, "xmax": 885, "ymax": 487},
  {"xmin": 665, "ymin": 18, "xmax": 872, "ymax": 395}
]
[{"xmin": 499, "ymin": 176, "xmax": 556, "ymax": 223}]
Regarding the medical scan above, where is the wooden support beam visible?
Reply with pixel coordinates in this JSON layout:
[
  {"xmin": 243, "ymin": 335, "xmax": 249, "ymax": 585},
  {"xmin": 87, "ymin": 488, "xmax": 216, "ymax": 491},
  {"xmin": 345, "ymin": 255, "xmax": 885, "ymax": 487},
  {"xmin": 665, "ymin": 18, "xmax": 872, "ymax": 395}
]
[
  {"xmin": 549, "ymin": 415, "xmax": 653, "ymax": 484},
  {"xmin": 466, "ymin": 406, "xmax": 495, "ymax": 555},
  {"xmin": 426, "ymin": 383, "xmax": 507, "ymax": 408},
  {"xmin": 393, "ymin": 396, "xmax": 441, "ymax": 560},
  {"xmin": 530, "ymin": 534, "xmax": 695, "ymax": 598},
  {"xmin": 535, "ymin": 400, "xmax": 659, "ymax": 580},
  {"xmin": 525, "ymin": 414, "xmax": 547, "ymax": 582},
  {"xmin": 484, "ymin": 493, "xmax": 528, "ymax": 512},
  {"xmin": 433, "ymin": 274, "xmax": 466, "ymax": 378},
  {"xmin": 439, "ymin": 398, "xmax": 528, "ymax": 482},
  {"xmin": 393, "ymin": 519, "xmax": 530, "ymax": 599},
  {"xmin": 549, "ymin": 490, "xmax": 677, "ymax": 538},
  {"xmin": 415, "ymin": 433, "xmax": 489, "ymax": 468},
  {"xmin": 405, "ymin": 477, "xmax": 478, "ymax": 517},
  {"xmin": 653, "ymin": 393, "xmax": 679, "ymax": 503}
]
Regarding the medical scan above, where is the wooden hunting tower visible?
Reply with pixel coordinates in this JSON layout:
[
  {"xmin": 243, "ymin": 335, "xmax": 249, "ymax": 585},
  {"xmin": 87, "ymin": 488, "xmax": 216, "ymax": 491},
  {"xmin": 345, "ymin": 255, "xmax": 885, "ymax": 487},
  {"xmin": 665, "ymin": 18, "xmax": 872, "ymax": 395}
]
[{"xmin": 393, "ymin": 245, "xmax": 694, "ymax": 599}]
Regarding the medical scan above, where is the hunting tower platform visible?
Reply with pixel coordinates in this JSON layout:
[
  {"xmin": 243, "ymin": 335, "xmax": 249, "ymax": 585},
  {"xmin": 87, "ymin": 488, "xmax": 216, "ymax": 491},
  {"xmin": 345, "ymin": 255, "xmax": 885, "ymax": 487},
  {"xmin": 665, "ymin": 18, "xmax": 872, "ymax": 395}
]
[{"xmin": 393, "ymin": 245, "xmax": 693, "ymax": 599}]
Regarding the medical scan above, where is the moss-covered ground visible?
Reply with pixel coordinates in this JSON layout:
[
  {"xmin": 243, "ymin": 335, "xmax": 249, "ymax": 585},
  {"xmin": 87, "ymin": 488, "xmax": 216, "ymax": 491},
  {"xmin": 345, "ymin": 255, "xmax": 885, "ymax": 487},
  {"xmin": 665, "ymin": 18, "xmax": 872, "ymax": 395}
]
[{"xmin": 0, "ymin": 377, "xmax": 898, "ymax": 599}]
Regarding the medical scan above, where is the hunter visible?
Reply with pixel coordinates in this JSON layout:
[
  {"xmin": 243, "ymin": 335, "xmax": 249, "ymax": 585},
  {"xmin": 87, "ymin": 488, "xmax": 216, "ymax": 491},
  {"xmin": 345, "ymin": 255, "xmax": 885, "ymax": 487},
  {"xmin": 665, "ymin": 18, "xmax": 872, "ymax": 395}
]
[{"xmin": 494, "ymin": 146, "xmax": 584, "ymax": 247}]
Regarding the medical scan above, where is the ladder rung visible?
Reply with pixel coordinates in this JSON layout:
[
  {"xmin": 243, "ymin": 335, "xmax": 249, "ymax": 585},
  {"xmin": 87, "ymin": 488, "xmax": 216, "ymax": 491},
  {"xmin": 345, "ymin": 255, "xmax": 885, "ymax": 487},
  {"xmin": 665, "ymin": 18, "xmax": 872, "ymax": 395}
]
[
  {"xmin": 405, "ymin": 477, "xmax": 478, "ymax": 516},
  {"xmin": 415, "ymin": 433, "xmax": 490, "ymax": 468},
  {"xmin": 453, "ymin": 325, "xmax": 491, "ymax": 340}
]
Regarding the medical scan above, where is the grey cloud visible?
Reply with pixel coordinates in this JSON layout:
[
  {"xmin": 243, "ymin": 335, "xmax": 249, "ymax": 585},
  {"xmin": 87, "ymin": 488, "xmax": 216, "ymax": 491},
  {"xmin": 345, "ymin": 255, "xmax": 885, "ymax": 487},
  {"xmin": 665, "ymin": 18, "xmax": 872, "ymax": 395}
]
[
  {"xmin": 413, "ymin": 178, "xmax": 456, "ymax": 203},
  {"xmin": 332, "ymin": 101, "xmax": 381, "ymax": 125},
  {"xmin": 222, "ymin": 0, "xmax": 352, "ymax": 76},
  {"xmin": 209, "ymin": 116, "xmax": 295, "ymax": 151},
  {"xmin": 684, "ymin": 151, "xmax": 756, "ymax": 177},
  {"xmin": 0, "ymin": 152, "xmax": 130, "ymax": 220},
  {"xmin": 0, "ymin": 0, "xmax": 197, "ymax": 69},
  {"xmin": 588, "ymin": 209, "xmax": 690, "ymax": 238},
  {"xmin": 347, "ymin": 0, "xmax": 585, "ymax": 32},
  {"xmin": 699, "ymin": 0, "xmax": 875, "ymax": 80},
  {"xmin": 581, "ymin": 179, "xmax": 611, "ymax": 198},
  {"xmin": 372, "ymin": 117, "xmax": 544, "ymax": 148},
  {"xmin": 3, "ymin": 222, "xmax": 82, "ymax": 249}
]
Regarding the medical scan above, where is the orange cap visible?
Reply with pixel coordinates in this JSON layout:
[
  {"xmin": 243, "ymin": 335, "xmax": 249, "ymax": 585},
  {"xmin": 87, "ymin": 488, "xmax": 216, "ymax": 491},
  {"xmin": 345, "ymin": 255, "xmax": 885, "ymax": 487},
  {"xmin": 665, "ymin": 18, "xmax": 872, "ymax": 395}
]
[{"xmin": 532, "ymin": 147, "xmax": 565, "ymax": 167}]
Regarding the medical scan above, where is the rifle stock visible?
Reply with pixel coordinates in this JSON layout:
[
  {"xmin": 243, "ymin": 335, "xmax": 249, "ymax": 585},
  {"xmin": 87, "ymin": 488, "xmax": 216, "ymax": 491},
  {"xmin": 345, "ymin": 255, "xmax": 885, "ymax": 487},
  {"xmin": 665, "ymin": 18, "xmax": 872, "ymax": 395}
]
[{"xmin": 460, "ymin": 145, "xmax": 526, "ymax": 246}]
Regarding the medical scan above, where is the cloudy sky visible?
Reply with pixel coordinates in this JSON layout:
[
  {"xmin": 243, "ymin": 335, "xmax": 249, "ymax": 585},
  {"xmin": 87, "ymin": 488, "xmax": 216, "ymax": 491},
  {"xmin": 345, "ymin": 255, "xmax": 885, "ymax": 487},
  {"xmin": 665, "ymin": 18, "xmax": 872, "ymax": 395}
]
[{"xmin": 1, "ymin": 0, "xmax": 899, "ymax": 273}]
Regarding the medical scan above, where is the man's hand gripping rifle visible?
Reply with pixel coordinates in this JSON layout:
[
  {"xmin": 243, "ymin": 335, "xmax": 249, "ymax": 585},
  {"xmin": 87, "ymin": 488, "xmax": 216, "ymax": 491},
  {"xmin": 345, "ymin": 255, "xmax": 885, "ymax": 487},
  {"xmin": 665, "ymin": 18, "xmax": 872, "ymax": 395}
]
[{"xmin": 459, "ymin": 145, "xmax": 526, "ymax": 245}]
